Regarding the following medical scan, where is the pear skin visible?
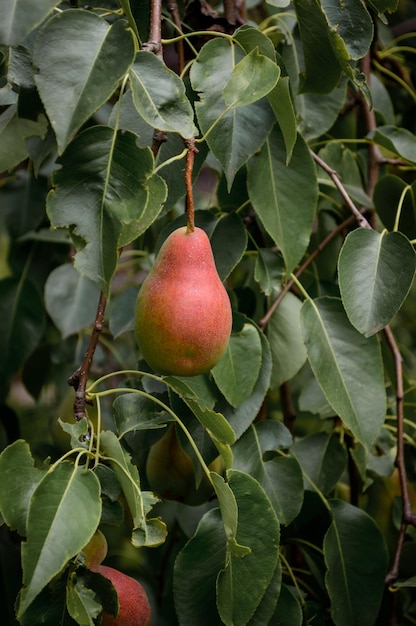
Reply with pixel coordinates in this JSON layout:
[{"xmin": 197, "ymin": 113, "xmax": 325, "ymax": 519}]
[{"xmin": 135, "ymin": 226, "xmax": 232, "ymax": 376}]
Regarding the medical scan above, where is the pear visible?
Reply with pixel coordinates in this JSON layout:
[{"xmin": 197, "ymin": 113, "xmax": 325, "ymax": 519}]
[
  {"xmin": 135, "ymin": 226, "xmax": 232, "ymax": 376},
  {"xmin": 97, "ymin": 565, "xmax": 152, "ymax": 626}
]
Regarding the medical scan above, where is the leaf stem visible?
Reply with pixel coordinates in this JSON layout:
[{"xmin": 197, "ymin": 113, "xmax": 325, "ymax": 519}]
[{"xmin": 393, "ymin": 184, "xmax": 411, "ymax": 232}]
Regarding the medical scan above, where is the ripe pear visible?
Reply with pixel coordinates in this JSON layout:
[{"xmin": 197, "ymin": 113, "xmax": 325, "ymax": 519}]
[
  {"xmin": 135, "ymin": 226, "xmax": 232, "ymax": 376},
  {"xmin": 97, "ymin": 565, "xmax": 152, "ymax": 626}
]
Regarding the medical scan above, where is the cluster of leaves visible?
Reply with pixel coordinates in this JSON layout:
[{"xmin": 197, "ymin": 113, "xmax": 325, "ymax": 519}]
[{"xmin": 1, "ymin": 0, "xmax": 416, "ymax": 625}]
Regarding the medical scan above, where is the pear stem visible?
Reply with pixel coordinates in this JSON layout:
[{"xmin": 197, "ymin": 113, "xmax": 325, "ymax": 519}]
[{"xmin": 184, "ymin": 138, "xmax": 199, "ymax": 232}]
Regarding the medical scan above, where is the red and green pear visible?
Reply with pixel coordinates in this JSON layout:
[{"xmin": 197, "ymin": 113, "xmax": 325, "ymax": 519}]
[
  {"xmin": 135, "ymin": 226, "xmax": 232, "ymax": 376},
  {"xmin": 97, "ymin": 565, "xmax": 152, "ymax": 626}
]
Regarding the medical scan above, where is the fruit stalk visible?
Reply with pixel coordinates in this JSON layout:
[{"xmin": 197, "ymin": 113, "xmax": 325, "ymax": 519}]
[{"xmin": 184, "ymin": 138, "xmax": 199, "ymax": 233}]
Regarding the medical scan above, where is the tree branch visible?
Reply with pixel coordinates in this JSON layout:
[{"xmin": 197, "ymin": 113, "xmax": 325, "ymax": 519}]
[
  {"xmin": 68, "ymin": 291, "xmax": 107, "ymax": 421},
  {"xmin": 143, "ymin": 0, "xmax": 163, "ymax": 57}
]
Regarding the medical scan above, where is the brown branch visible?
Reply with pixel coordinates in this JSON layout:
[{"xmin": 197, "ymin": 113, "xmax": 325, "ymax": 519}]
[
  {"xmin": 143, "ymin": 0, "xmax": 163, "ymax": 57},
  {"xmin": 68, "ymin": 291, "xmax": 107, "ymax": 421},
  {"xmin": 184, "ymin": 138, "xmax": 199, "ymax": 232},
  {"xmin": 258, "ymin": 214, "xmax": 356, "ymax": 329},
  {"xmin": 167, "ymin": 1, "xmax": 185, "ymax": 74},
  {"xmin": 311, "ymin": 150, "xmax": 373, "ymax": 230},
  {"xmin": 384, "ymin": 326, "xmax": 416, "ymax": 585}
]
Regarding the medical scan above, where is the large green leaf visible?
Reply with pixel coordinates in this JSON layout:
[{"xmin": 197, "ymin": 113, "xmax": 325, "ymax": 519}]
[
  {"xmin": 220, "ymin": 329, "xmax": 272, "ymax": 440},
  {"xmin": 33, "ymin": 10, "xmax": 135, "ymax": 152},
  {"xmin": 217, "ymin": 470, "xmax": 280, "ymax": 626},
  {"xmin": 300, "ymin": 297, "xmax": 386, "ymax": 448},
  {"xmin": 247, "ymin": 124, "xmax": 318, "ymax": 275},
  {"xmin": 0, "ymin": 277, "xmax": 45, "ymax": 390},
  {"xmin": 292, "ymin": 0, "xmax": 343, "ymax": 94},
  {"xmin": 212, "ymin": 323, "xmax": 262, "ymax": 408},
  {"xmin": 46, "ymin": 125, "xmax": 165, "ymax": 295},
  {"xmin": 268, "ymin": 291, "xmax": 308, "ymax": 388},
  {"xmin": 0, "ymin": 0, "xmax": 60, "ymax": 45},
  {"xmin": 320, "ymin": 0, "xmax": 373, "ymax": 61},
  {"xmin": 292, "ymin": 432, "xmax": 348, "ymax": 495},
  {"xmin": 324, "ymin": 499, "xmax": 388, "ymax": 626},
  {"xmin": 222, "ymin": 47, "xmax": 280, "ymax": 108},
  {"xmin": 338, "ymin": 228, "xmax": 416, "ymax": 337},
  {"xmin": 44, "ymin": 264, "xmax": 101, "ymax": 338},
  {"xmin": 173, "ymin": 508, "xmax": 227, "ymax": 626},
  {"xmin": 232, "ymin": 422, "xmax": 304, "ymax": 525},
  {"xmin": 0, "ymin": 105, "xmax": 48, "ymax": 173},
  {"xmin": 190, "ymin": 37, "xmax": 275, "ymax": 187},
  {"xmin": 0, "ymin": 440, "xmax": 47, "ymax": 537},
  {"xmin": 17, "ymin": 462, "xmax": 101, "ymax": 617},
  {"xmin": 129, "ymin": 51, "xmax": 197, "ymax": 138}
]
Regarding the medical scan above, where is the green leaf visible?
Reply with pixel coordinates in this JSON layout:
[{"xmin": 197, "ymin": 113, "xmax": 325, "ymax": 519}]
[
  {"xmin": 234, "ymin": 24, "xmax": 277, "ymax": 60},
  {"xmin": 300, "ymin": 297, "xmax": 386, "ymax": 448},
  {"xmin": 320, "ymin": 0, "xmax": 373, "ymax": 61},
  {"xmin": 108, "ymin": 285, "xmax": 138, "ymax": 338},
  {"xmin": 232, "ymin": 422, "xmax": 304, "ymax": 525},
  {"xmin": 44, "ymin": 264, "xmax": 101, "ymax": 338},
  {"xmin": 254, "ymin": 249, "xmax": 285, "ymax": 297},
  {"xmin": 129, "ymin": 51, "xmax": 197, "ymax": 138},
  {"xmin": 267, "ymin": 76, "xmax": 297, "ymax": 163},
  {"xmin": 223, "ymin": 48, "xmax": 280, "ymax": 108},
  {"xmin": 221, "ymin": 328, "xmax": 272, "ymax": 440},
  {"xmin": 0, "ymin": 277, "xmax": 45, "ymax": 389},
  {"xmin": 368, "ymin": 125, "xmax": 416, "ymax": 164},
  {"xmin": 99, "ymin": 430, "xmax": 167, "ymax": 547},
  {"xmin": 247, "ymin": 124, "xmax": 318, "ymax": 275},
  {"xmin": 210, "ymin": 212, "xmax": 248, "ymax": 281},
  {"xmin": 217, "ymin": 470, "xmax": 280, "ymax": 626},
  {"xmin": 173, "ymin": 508, "xmax": 227, "ymax": 626},
  {"xmin": 0, "ymin": 440, "xmax": 47, "ymax": 537},
  {"xmin": 272, "ymin": 583, "xmax": 303, "ymax": 626},
  {"xmin": 0, "ymin": 105, "xmax": 48, "ymax": 173},
  {"xmin": 0, "ymin": 0, "xmax": 60, "ymax": 46},
  {"xmin": 324, "ymin": 499, "xmax": 389, "ymax": 626},
  {"xmin": 112, "ymin": 393, "xmax": 172, "ymax": 438},
  {"xmin": 66, "ymin": 572, "xmax": 101, "ymax": 625},
  {"xmin": 47, "ymin": 126, "xmax": 164, "ymax": 295},
  {"xmin": 190, "ymin": 37, "xmax": 274, "ymax": 187},
  {"xmin": 268, "ymin": 292, "xmax": 308, "ymax": 388},
  {"xmin": 17, "ymin": 462, "xmax": 101, "ymax": 617},
  {"xmin": 292, "ymin": 432, "xmax": 348, "ymax": 495},
  {"xmin": 33, "ymin": 11, "xmax": 135, "ymax": 152},
  {"xmin": 338, "ymin": 229, "xmax": 416, "ymax": 336},
  {"xmin": 292, "ymin": 0, "xmax": 343, "ymax": 94},
  {"xmin": 212, "ymin": 323, "xmax": 262, "ymax": 408}
]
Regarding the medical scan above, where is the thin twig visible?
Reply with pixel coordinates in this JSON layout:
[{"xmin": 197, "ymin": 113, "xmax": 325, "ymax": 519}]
[
  {"xmin": 68, "ymin": 291, "xmax": 107, "ymax": 421},
  {"xmin": 167, "ymin": 1, "xmax": 185, "ymax": 73},
  {"xmin": 258, "ymin": 214, "xmax": 356, "ymax": 329},
  {"xmin": 311, "ymin": 150, "xmax": 373, "ymax": 229},
  {"xmin": 384, "ymin": 326, "xmax": 416, "ymax": 584}
]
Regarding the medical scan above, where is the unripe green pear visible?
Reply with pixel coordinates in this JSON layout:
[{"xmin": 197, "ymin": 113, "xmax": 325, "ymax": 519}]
[
  {"xmin": 82, "ymin": 529, "xmax": 108, "ymax": 570},
  {"xmin": 97, "ymin": 565, "xmax": 152, "ymax": 626},
  {"xmin": 146, "ymin": 424, "xmax": 224, "ymax": 505},
  {"xmin": 135, "ymin": 226, "xmax": 232, "ymax": 376}
]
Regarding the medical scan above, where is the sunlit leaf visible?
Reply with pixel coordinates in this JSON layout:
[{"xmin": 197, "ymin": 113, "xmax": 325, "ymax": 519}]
[
  {"xmin": 223, "ymin": 48, "xmax": 280, "ymax": 108},
  {"xmin": 129, "ymin": 51, "xmax": 197, "ymax": 138},
  {"xmin": 190, "ymin": 37, "xmax": 274, "ymax": 187}
]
